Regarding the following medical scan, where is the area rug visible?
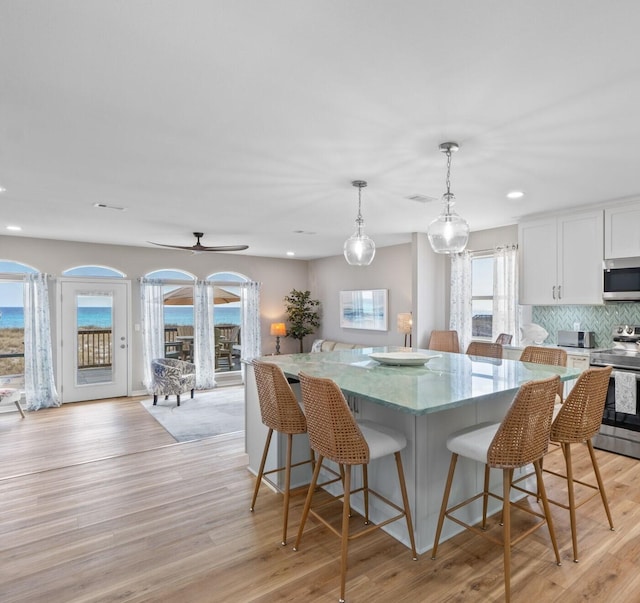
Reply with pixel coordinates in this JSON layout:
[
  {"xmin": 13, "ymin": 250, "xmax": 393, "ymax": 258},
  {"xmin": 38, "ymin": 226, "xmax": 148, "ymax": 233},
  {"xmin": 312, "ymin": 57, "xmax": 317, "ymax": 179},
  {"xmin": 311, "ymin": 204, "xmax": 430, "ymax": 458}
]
[{"xmin": 140, "ymin": 386, "xmax": 244, "ymax": 442}]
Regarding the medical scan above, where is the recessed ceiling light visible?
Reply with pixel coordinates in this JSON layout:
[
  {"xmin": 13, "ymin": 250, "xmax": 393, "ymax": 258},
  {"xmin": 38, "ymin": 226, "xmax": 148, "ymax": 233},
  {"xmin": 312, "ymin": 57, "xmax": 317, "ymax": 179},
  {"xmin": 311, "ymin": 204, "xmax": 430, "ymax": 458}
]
[
  {"xmin": 506, "ymin": 190, "xmax": 524, "ymax": 199},
  {"xmin": 0, "ymin": 186, "xmax": 6, "ymax": 193},
  {"xmin": 6, "ymin": 225, "xmax": 22, "ymax": 231},
  {"xmin": 286, "ymin": 251, "xmax": 295, "ymax": 257}
]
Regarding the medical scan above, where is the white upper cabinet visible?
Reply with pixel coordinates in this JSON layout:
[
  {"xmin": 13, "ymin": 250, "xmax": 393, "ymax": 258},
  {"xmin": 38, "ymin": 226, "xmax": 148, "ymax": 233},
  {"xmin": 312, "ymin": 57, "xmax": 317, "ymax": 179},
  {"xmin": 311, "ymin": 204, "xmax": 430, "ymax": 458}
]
[
  {"xmin": 519, "ymin": 210, "xmax": 603, "ymax": 305},
  {"xmin": 604, "ymin": 201, "xmax": 640, "ymax": 259}
]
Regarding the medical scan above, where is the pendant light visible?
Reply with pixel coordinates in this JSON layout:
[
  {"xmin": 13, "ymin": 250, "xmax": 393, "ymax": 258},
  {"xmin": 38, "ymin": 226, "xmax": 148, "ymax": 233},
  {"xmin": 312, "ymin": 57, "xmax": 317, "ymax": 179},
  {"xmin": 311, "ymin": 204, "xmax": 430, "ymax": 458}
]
[
  {"xmin": 427, "ymin": 142, "xmax": 469, "ymax": 254},
  {"xmin": 344, "ymin": 180, "xmax": 376, "ymax": 266}
]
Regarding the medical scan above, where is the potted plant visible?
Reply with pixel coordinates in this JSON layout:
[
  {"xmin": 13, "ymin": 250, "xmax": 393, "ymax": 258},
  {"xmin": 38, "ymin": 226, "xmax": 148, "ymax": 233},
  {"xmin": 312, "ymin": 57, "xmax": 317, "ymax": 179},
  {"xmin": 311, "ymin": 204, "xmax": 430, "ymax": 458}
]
[{"xmin": 284, "ymin": 289, "xmax": 321, "ymax": 353}]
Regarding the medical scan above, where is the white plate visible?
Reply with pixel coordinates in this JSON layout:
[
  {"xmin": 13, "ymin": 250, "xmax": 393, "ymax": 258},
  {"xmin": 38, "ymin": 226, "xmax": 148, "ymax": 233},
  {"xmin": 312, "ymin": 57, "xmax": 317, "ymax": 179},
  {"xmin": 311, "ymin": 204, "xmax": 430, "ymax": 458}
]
[{"xmin": 369, "ymin": 352, "xmax": 442, "ymax": 366}]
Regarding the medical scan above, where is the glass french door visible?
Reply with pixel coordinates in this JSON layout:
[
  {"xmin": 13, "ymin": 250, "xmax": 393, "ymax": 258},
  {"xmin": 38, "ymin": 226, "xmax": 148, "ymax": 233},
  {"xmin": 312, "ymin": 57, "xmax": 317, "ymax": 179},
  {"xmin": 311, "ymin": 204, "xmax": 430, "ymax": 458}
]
[{"xmin": 59, "ymin": 279, "xmax": 130, "ymax": 402}]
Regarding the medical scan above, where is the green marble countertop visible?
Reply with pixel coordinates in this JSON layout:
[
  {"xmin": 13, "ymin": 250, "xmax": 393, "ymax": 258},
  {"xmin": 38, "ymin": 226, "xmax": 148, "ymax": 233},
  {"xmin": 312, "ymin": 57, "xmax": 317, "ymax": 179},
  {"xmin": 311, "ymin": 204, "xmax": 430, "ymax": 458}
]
[{"xmin": 256, "ymin": 346, "xmax": 583, "ymax": 416}]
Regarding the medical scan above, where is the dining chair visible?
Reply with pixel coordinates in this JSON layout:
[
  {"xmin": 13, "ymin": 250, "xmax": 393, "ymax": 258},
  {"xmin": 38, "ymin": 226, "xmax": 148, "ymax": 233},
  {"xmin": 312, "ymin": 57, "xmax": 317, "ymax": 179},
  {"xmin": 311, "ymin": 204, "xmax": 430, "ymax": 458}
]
[
  {"xmin": 428, "ymin": 330, "xmax": 460, "ymax": 353},
  {"xmin": 466, "ymin": 341, "xmax": 503, "ymax": 359},
  {"xmin": 431, "ymin": 375, "xmax": 562, "ymax": 603},
  {"xmin": 495, "ymin": 333, "xmax": 513, "ymax": 345},
  {"xmin": 514, "ymin": 366, "xmax": 615, "ymax": 562},
  {"xmin": 250, "ymin": 360, "xmax": 316, "ymax": 546},
  {"xmin": 293, "ymin": 372, "xmax": 418, "ymax": 603}
]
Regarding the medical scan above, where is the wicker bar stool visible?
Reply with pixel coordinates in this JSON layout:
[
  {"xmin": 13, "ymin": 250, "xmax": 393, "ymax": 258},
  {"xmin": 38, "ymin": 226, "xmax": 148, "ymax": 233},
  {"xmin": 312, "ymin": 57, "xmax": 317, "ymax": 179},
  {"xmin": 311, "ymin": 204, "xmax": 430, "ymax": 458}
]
[
  {"xmin": 520, "ymin": 345, "xmax": 567, "ymax": 402},
  {"xmin": 431, "ymin": 375, "xmax": 562, "ymax": 603},
  {"xmin": 428, "ymin": 330, "xmax": 460, "ymax": 353},
  {"xmin": 519, "ymin": 366, "xmax": 615, "ymax": 562},
  {"xmin": 466, "ymin": 341, "xmax": 503, "ymax": 359},
  {"xmin": 293, "ymin": 372, "xmax": 418, "ymax": 603},
  {"xmin": 250, "ymin": 360, "xmax": 315, "ymax": 546}
]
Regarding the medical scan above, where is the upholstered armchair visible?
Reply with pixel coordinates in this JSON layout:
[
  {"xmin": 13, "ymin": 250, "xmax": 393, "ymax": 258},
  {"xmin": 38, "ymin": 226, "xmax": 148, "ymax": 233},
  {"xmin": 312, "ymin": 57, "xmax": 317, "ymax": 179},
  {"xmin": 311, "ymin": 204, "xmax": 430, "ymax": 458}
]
[{"xmin": 151, "ymin": 358, "xmax": 196, "ymax": 406}]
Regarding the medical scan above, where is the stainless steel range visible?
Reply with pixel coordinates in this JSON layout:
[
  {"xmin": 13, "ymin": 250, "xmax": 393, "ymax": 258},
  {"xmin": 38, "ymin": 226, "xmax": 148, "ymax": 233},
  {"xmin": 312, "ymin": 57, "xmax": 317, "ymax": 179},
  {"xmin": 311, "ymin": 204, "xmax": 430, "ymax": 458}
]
[{"xmin": 591, "ymin": 325, "xmax": 640, "ymax": 458}]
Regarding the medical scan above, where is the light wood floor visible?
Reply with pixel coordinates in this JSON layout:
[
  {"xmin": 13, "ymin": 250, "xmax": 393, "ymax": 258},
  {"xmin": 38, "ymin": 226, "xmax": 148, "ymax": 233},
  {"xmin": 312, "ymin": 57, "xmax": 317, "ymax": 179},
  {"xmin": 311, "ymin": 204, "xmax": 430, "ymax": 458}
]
[{"xmin": 1, "ymin": 398, "xmax": 640, "ymax": 602}]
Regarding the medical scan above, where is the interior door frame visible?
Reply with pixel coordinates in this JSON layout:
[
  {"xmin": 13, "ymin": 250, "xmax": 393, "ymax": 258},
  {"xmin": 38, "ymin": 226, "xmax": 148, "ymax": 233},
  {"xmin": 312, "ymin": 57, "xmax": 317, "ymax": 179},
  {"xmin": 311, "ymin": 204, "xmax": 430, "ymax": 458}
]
[{"xmin": 56, "ymin": 278, "xmax": 132, "ymax": 403}]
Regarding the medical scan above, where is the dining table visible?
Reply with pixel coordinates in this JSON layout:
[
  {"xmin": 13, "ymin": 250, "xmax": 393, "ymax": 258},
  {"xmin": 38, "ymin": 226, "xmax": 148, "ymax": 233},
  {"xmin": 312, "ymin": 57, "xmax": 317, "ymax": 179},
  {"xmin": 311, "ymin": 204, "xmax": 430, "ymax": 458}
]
[{"xmin": 244, "ymin": 346, "xmax": 583, "ymax": 554}]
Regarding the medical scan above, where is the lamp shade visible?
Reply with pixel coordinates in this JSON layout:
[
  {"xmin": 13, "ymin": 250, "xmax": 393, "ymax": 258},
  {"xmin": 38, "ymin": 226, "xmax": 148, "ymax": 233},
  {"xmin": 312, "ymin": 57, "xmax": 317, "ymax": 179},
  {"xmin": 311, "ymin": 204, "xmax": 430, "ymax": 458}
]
[
  {"xmin": 397, "ymin": 313, "xmax": 412, "ymax": 334},
  {"xmin": 270, "ymin": 322, "xmax": 287, "ymax": 337}
]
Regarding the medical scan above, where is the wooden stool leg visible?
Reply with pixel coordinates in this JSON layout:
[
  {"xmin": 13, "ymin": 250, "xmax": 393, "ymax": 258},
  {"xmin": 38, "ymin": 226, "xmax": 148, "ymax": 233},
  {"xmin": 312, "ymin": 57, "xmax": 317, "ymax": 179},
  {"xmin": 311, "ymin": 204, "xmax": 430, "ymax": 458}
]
[
  {"xmin": 431, "ymin": 453, "xmax": 458, "ymax": 559},
  {"xmin": 339, "ymin": 466, "xmax": 352, "ymax": 603},
  {"xmin": 282, "ymin": 433, "xmax": 293, "ymax": 545},
  {"xmin": 563, "ymin": 442, "xmax": 579, "ymax": 562},
  {"xmin": 395, "ymin": 451, "xmax": 418, "ymax": 559},
  {"xmin": 293, "ymin": 455, "xmax": 324, "ymax": 552},
  {"xmin": 482, "ymin": 464, "xmax": 490, "ymax": 529},
  {"xmin": 362, "ymin": 463, "xmax": 369, "ymax": 524},
  {"xmin": 586, "ymin": 440, "xmax": 615, "ymax": 530},
  {"xmin": 250, "ymin": 429, "xmax": 273, "ymax": 512},
  {"xmin": 534, "ymin": 460, "xmax": 562, "ymax": 566},
  {"xmin": 502, "ymin": 468, "xmax": 512, "ymax": 603}
]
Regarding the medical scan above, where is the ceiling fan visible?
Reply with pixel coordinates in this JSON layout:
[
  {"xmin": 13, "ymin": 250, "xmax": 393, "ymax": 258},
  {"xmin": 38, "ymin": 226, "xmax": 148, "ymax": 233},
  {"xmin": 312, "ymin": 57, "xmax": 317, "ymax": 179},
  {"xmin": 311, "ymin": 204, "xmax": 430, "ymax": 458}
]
[{"xmin": 148, "ymin": 232, "xmax": 249, "ymax": 253}]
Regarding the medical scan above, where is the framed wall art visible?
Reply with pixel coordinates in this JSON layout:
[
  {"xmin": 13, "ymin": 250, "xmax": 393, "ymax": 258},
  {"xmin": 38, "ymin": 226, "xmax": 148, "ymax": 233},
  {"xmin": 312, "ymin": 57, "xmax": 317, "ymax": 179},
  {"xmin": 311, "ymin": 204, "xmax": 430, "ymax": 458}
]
[{"xmin": 339, "ymin": 289, "xmax": 388, "ymax": 331}]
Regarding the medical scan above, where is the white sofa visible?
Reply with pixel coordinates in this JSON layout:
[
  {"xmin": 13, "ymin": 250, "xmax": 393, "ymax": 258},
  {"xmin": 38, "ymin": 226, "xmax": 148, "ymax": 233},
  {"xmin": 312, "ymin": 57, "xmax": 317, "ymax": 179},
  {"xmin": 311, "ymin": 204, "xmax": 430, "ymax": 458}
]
[{"xmin": 311, "ymin": 339, "xmax": 367, "ymax": 352}]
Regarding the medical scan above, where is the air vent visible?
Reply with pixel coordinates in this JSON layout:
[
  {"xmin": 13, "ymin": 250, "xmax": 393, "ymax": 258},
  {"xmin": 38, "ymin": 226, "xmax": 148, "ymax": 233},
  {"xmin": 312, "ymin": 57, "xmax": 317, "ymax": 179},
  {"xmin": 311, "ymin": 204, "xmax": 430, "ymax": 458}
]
[
  {"xmin": 93, "ymin": 203, "xmax": 127, "ymax": 211},
  {"xmin": 406, "ymin": 194, "xmax": 438, "ymax": 204}
]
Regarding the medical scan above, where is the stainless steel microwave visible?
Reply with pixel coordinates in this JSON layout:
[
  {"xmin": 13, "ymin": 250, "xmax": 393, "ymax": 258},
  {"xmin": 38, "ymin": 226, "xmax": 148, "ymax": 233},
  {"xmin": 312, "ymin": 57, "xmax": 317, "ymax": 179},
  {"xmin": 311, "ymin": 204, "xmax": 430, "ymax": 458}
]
[{"xmin": 603, "ymin": 257, "xmax": 640, "ymax": 300}]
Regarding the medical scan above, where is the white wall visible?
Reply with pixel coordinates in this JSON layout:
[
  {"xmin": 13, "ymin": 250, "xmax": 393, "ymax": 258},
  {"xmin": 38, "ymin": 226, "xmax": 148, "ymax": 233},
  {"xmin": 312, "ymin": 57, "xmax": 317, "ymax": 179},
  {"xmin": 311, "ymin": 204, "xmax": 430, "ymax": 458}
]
[{"xmin": 0, "ymin": 235, "xmax": 310, "ymax": 391}]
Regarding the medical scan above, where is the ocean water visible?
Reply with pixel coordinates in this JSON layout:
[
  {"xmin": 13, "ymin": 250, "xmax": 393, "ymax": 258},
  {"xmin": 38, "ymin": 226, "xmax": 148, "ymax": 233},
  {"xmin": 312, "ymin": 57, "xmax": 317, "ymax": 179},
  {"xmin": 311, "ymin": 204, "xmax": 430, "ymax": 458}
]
[{"xmin": 0, "ymin": 306, "xmax": 240, "ymax": 329}]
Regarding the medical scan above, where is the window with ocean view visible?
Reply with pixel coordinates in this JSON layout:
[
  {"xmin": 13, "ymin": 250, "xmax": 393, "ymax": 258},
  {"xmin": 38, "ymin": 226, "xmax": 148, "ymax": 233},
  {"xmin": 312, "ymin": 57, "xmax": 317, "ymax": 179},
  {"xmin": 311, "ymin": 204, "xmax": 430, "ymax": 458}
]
[{"xmin": 0, "ymin": 260, "xmax": 37, "ymax": 389}]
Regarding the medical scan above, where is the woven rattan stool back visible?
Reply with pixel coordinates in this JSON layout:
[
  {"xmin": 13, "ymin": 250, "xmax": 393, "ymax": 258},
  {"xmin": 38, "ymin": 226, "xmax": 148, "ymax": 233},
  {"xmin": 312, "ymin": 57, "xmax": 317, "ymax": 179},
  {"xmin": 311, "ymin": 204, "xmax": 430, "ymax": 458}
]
[
  {"xmin": 488, "ymin": 375, "xmax": 560, "ymax": 468},
  {"xmin": 551, "ymin": 365, "xmax": 612, "ymax": 443},
  {"xmin": 299, "ymin": 372, "xmax": 369, "ymax": 465},
  {"xmin": 252, "ymin": 360, "xmax": 306, "ymax": 435}
]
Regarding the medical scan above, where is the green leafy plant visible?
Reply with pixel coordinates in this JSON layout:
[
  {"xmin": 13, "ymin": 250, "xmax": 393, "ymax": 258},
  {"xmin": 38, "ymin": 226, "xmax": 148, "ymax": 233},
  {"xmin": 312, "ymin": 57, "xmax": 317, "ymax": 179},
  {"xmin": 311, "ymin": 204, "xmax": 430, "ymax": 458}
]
[{"xmin": 284, "ymin": 289, "xmax": 321, "ymax": 353}]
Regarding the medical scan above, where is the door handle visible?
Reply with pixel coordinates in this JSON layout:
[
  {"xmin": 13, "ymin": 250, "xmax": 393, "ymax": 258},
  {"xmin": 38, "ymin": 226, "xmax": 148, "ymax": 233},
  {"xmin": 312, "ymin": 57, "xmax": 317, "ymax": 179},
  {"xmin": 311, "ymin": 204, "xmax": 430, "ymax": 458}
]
[
  {"xmin": 558, "ymin": 285, "xmax": 562, "ymax": 299},
  {"xmin": 552, "ymin": 285, "xmax": 556, "ymax": 299}
]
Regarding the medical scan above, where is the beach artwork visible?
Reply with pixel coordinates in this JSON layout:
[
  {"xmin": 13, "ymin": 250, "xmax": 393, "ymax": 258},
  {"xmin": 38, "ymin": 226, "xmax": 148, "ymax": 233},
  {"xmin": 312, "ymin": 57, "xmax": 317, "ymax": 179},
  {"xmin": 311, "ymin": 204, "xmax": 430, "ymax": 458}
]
[{"xmin": 339, "ymin": 289, "xmax": 388, "ymax": 331}]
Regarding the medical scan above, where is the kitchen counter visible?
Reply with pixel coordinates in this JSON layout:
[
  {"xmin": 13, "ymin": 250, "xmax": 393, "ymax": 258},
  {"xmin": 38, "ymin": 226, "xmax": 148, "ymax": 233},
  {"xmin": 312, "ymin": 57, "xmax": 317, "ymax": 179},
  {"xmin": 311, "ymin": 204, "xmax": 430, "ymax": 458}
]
[{"xmin": 244, "ymin": 346, "xmax": 582, "ymax": 553}]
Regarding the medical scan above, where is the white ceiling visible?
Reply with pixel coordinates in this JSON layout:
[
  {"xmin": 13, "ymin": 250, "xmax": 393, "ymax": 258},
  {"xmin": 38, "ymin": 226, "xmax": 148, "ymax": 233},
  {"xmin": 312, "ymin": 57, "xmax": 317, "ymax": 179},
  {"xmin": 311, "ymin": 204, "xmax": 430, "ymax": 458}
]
[{"xmin": 2, "ymin": 1, "xmax": 640, "ymax": 259}]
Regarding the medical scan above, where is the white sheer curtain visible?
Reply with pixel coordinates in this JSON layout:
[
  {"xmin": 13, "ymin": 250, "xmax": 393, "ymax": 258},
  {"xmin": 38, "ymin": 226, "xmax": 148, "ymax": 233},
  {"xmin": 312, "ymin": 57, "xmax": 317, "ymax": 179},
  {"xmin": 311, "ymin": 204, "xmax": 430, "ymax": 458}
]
[
  {"xmin": 23, "ymin": 273, "xmax": 60, "ymax": 410},
  {"xmin": 449, "ymin": 251, "xmax": 473, "ymax": 352},
  {"xmin": 493, "ymin": 244, "xmax": 520, "ymax": 345},
  {"xmin": 140, "ymin": 278, "xmax": 165, "ymax": 391},
  {"xmin": 194, "ymin": 280, "xmax": 216, "ymax": 389},
  {"xmin": 241, "ymin": 281, "xmax": 261, "ymax": 373}
]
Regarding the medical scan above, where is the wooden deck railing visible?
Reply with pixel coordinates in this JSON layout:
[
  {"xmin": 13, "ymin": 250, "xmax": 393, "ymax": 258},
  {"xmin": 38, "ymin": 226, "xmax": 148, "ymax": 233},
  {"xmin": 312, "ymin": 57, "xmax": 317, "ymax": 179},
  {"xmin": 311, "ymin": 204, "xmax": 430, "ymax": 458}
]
[
  {"xmin": 74, "ymin": 327, "xmax": 180, "ymax": 369},
  {"xmin": 2, "ymin": 327, "xmax": 189, "ymax": 375}
]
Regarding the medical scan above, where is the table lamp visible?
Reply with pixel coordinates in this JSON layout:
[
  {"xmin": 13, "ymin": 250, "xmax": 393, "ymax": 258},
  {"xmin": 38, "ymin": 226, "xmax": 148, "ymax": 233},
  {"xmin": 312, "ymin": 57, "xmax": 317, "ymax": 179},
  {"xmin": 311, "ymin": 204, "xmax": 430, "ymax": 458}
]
[
  {"xmin": 270, "ymin": 322, "xmax": 287, "ymax": 354},
  {"xmin": 397, "ymin": 313, "xmax": 412, "ymax": 347}
]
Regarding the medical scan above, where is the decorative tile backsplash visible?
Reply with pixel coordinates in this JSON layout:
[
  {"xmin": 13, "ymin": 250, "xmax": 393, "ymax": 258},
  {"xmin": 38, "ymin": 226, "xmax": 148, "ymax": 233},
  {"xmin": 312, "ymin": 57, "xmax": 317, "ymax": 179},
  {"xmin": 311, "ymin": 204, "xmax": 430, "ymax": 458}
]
[{"xmin": 531, "ymin": 303, "xmax": 640, "ymax": 348}]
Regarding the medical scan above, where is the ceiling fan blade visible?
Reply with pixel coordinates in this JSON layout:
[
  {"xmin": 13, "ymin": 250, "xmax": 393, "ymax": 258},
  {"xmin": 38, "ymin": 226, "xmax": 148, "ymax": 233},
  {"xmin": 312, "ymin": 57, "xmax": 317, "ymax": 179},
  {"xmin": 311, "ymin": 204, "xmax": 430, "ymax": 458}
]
[
  {"xmin": 148, "ymin": 241, "xmax": 198, "ymax": 250},
  {"xmin": 196, "ymin": 244, "xmax": 249, "ymax": 252},
  {"xmin": 147, "ymin": 238, "xmax": 249, "ymax": 252}
]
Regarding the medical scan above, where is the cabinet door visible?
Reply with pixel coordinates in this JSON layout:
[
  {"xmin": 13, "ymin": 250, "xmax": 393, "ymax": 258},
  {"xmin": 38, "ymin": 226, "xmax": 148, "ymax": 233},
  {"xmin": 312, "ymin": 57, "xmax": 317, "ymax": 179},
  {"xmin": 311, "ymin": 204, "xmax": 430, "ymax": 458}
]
[
  {"xmin": 558, "ymin": 211, "xmax": 603, "ymax": 305},
  {"xmin": 519, "ymin": 218, "xmax": 558, "ymax": 305},
  {"xmin": 604, "ymin": 202, "xmax": 640, "ymax": 259}
]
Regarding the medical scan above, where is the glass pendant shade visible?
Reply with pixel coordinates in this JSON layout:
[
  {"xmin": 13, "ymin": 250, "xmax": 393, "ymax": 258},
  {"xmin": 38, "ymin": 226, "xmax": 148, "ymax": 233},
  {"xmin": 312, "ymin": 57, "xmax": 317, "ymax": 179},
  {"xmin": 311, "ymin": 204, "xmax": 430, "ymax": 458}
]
[
  {"xmin": 427, "ymin": 142, "xmax": 469, "ymax": 254},
  {"xmin": 344, "ymin": 180, "xmax": 375, "ymax": 266},
  {"xmin": 427, "ymin": 195, "xmax": 469, "ymax": 254},
  {"xmin": 344, "ymin": 221, "xmax": 376, "ymax": 265}
]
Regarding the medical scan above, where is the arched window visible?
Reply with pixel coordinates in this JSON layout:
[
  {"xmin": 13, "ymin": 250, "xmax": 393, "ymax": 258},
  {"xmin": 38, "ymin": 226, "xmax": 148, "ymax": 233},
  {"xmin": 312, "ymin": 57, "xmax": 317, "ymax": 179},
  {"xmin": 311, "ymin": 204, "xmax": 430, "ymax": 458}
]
[
  {"xmin": 206, "ymin": 271, "xmax": 247, "ymax": 328},
  {"xmin": 62, "ymin": 265, "xmax": 125, "ymax": 278}
]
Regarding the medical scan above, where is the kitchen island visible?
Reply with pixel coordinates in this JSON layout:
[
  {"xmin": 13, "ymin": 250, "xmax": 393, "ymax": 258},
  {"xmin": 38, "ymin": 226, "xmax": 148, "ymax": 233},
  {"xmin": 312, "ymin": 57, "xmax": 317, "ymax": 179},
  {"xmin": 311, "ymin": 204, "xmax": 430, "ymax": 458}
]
[{"xmin": 245, "ymin": 346, "xmax": 582, "ymax": 554}]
